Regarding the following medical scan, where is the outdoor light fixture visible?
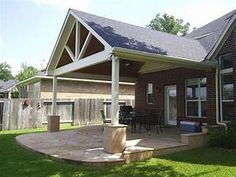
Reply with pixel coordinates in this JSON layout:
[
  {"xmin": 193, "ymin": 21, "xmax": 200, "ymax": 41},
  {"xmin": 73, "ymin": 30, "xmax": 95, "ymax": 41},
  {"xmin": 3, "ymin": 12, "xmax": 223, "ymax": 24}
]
[{"xmin": 123, "ymin": 60, "xmax": 132, "ymax": 67}]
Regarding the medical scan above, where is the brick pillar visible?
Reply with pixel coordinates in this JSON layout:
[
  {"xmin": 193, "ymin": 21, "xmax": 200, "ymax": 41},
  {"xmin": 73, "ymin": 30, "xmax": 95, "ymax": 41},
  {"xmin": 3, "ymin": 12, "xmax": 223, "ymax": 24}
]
[{"xmin": 206, "ymin": 69, "xmax": 217, "ymax": 125}]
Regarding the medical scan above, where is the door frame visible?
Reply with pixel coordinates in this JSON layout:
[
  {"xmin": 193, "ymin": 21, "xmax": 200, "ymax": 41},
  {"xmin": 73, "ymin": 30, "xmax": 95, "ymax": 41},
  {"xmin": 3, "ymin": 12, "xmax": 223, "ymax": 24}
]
[{"xmin": 165, "ymin": 85, "xmax": 177, "ymax": 126}]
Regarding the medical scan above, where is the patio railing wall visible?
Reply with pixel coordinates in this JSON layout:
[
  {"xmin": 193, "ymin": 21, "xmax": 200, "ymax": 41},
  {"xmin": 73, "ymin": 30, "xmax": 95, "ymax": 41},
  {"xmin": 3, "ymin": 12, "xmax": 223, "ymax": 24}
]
[{"xmin": 0, "ymin": 98, "xmax": 134, "ymax": 131}]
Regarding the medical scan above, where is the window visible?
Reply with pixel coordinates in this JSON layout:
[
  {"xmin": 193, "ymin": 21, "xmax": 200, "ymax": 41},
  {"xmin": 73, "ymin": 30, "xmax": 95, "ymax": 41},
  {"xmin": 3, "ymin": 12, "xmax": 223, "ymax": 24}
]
[
  {"xmin": 186, "ymin": 78, "xmax": 207, "ymax": 117},
  {"xmin": 220, "ymin": 53, "xmax": 233, "ymax": 70},
  {"xmin": 219, "ymin": 54, "xmax": 234, "ymax": 121},
  {"xmin": 146, "ymin": 83, "xmax": 153, "ymax": 104}
]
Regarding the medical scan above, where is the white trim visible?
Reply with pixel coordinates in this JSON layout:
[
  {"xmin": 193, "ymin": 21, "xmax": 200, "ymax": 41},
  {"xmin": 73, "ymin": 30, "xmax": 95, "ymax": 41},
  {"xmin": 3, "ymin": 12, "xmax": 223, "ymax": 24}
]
[
  {"xmin": 63, "ymin": 72, "xmax": 136, "ymax": 83},
  {"xmin": 53, "ymin": 51, "xmax": 110, "ymax": 76},
  {"xmin": 52, "ymin": 76, "xmax": 57, "ymax": 115},
  {"xmin": 47, "ymin": 14, "xmax": 76, "ymax": 71},
  {"xmin": 78, "ymin": 32, "xmax": 92, "ymax": 59},
  {"xmin": 219, "ymin": 54, "xmax": 233, "ymax": 122},
  {"xmin": 185, "ymin": 78, "xmax": 207, "ymax": 118},
  {"xmin": 65, "ymin": 45, "xmax": 75, "ymax": 61},
  {"xmin": 221, "ymin": 100, "xmax": 234, "ymax": 102},
  {"xmin": 56, "ymin": 20, "xmax": 76, "ymax": 67},
  {"xmin": 47, "ymin": 9, "xmax": 112, "ymax": 73},
  {"xmin": 15, "ymin": 74, "xmax": 135, "ymax": 87},
  {"xmin": 75, "ymin": 20, "xmax": 80, "ymax": 59},
  {"xmin": 111, "ymin": 56, "xmax": 120, "ymax": 125},
  {"xmin": 46, "ymin": 10, "xmax": 71, "ymax": 72},
  {"xmin": 112, "ymin": 47, "xmax": 217, "ymax": 70},
  {"xmin": 219, "ymin": 53, "xmax": 233, "ymax": 73},
  {"xmin": 70, "ymin": 10, "xmax": 112, "ymax": 51},
  {"xmin": 165, "ymin": 85, "xmax": 177, "ymax": 126},
  {"xmin": 146, "ymin": 83, "xmax": 153, "ymax": 104},
  {"xmin": 220, "ymin": 68, "xmax": 233, "ymax": 74}
]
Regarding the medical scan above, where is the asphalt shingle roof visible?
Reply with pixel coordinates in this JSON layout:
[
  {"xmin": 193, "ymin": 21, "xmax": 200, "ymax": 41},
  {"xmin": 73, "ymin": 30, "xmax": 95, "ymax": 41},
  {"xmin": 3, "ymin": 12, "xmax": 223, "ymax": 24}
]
[
  {"xmin": 72, "ymin": 9, "xmax": 207, "ymax": 61},
  {"xmin": 0, "ymin": 80, "xmax": 16, "ymax": 92},
  {"xmin": 72, "ymin": 9, "xmax": 235, "ymax": 62},
  {"xmin": 185, "ymin": 10, "xmax": 236, "ymax": 55}
]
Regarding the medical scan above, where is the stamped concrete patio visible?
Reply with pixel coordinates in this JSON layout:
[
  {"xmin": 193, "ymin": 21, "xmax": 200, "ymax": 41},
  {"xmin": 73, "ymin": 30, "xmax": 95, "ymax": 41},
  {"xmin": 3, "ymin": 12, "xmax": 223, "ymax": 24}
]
[{"xmin": 16, "ymin": 125, "xmax": 203, "ymax": 165}]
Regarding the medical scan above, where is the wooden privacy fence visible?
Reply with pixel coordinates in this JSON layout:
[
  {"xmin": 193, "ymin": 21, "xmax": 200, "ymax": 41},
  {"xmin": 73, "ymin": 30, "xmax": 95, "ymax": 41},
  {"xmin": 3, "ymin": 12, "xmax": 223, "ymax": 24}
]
[{"xmin": 0, "ymin": 98, "xmax": 134, "ymax": 130}]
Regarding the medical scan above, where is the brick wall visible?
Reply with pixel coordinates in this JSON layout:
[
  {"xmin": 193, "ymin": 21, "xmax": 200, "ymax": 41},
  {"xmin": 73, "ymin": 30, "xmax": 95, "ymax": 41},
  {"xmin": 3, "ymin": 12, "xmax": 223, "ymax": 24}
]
[
  {"xmin": 40, "ymin": 79, "xmax": 135, "ymax": 100},
  {"xmin": 216, "ymin": 30, "xmax": 236, "ymax": 120},
  {"xmin": 135, "ymin": 68, "xmax": 217, "ymax": 125}
]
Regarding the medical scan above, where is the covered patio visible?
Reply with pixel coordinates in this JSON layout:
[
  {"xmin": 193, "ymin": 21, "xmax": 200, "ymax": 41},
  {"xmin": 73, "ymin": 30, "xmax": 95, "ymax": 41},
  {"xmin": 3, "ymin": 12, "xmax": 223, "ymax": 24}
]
[{"xmin": 43, "ymin": 9, "xmax": 216, "ymax": 158}]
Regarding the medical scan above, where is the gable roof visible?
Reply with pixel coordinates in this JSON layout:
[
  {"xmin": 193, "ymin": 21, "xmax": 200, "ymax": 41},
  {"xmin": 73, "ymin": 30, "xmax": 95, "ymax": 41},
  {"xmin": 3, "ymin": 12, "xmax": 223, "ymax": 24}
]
[
  {"xmin": 72, "ymin": 9, "xmax": 207, "ymax": 62},
  {"xmin": 185, "ymin": 10, "xmax": 236, "ymax": 58},
  {"xmin": 47, "ymin": 9, "xmax": 235, "ymax": 73},
  {"xmin": 0, "ymin": 80, "xmax": 17, "ymax": 92}
]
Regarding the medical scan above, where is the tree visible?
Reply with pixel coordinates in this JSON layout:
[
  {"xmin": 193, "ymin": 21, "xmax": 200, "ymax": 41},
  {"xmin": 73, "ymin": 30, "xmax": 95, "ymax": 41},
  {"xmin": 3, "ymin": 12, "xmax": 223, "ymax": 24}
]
[
  {"xmin": 148, "ymin": 13, "xmax": 190, "ymax": 36},
  {"xmin": 10, "ymin": 90, "xmax": 19, "ymax": 98},
  {"xmin": 0, "ymin": 62, "xmax": 14, "ymax": 81},
  {"xmin": 16, "ymin": 64, "xmax": 38, "ymax": 82}
]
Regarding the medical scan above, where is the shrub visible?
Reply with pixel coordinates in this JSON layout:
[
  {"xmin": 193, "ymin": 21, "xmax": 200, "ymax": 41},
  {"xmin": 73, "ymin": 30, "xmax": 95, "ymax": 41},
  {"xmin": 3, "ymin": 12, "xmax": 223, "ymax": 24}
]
[
  {"xmin": 226, "ymin": 121, "xmax": 236, "ymax": 148},
  {"xmin": 208, "ymin": 126, "xmax": 227, "ymax": 147},
  {"xmin": 208, "ymin": 121, "xmax": 236, "ymax": 149}
]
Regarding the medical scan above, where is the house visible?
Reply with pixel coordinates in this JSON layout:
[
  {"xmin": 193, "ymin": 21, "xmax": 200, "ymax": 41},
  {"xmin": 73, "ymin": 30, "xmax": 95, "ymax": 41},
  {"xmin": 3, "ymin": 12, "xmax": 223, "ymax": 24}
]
[
  {"xmin": 16, "ymin": 71, "xmax": 134, "ymax": 101},
  {"xmin": 45, "ymin": 9, "xmax": 235, "ymax": 153},
  {"xmin": 0, "ymin": 80, "xmax": 17, "ymax": 98}
]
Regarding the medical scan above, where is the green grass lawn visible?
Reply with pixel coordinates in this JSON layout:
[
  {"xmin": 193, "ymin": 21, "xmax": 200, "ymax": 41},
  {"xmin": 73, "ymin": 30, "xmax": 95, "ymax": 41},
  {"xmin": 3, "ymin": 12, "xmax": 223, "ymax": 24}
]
[{"xmin": 0, "ymin": 126, "xmax": 236, "ymax": 177}]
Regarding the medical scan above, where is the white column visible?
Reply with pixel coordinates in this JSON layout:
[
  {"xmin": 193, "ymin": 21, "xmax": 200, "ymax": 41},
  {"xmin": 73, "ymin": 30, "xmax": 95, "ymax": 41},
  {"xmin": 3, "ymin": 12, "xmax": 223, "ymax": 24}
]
[
  {"xmin": 111, "ymin": 56, "xmax": 119, "ymax": 125},
  {"xmin": 52, "ymin": 76, "xmax": 57, "ymax": 115}
]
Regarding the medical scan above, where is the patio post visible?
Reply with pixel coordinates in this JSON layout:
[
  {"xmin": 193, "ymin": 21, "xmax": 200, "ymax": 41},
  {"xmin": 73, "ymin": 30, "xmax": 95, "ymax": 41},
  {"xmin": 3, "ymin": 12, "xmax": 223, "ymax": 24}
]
[
  {"xmin": 48, "ymin": 75, "xmax": 60, "ymax": 132},
  {"xmin": 52, "ymin": 75, "xmax": 57, "ymax": 115},
  {"xmin": 103, "ymin": 55, "xmax": 127, "ymax": 153},
  {"xmin": 111, "ymin": 55, "xmax": 119, "ymax": 125}
]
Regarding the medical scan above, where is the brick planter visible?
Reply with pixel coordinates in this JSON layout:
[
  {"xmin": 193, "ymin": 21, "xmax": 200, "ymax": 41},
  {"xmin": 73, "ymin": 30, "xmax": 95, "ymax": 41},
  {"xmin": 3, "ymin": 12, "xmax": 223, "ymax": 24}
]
[{"xmin": 47, "ymin": 115, "xmax": 60, "ymax": 132}]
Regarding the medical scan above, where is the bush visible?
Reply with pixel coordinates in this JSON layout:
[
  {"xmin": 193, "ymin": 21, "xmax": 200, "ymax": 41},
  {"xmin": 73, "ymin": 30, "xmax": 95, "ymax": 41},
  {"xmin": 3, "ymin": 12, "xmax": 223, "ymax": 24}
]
[
  {"xmin": 226, "ymin": 121, "xmax": 236, "ymax": 148},
  {"xmin": 208, "ymin": 121, "xmax": 236, "ymax": 149},
  {"xmin": 10, "ymin": 90, "xmax": 19, "ymax": 98}
]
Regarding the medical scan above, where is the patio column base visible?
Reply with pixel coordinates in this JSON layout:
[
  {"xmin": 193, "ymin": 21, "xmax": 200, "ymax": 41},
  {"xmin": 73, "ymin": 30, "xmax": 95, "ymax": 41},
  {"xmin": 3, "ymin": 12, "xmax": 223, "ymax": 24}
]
[
  {"xmin": 103, "ymin": 124, "xmax": 127, "ymax": 153},
  {"xmin": 47, "ymin": 115, "xmax": 60, "ymax": 132}
]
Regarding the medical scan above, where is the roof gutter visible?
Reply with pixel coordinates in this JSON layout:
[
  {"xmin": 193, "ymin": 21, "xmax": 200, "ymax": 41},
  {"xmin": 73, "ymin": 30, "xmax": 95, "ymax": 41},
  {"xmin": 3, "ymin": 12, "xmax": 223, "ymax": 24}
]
[
  {"xmin": 15, "ymin": 76, "xmax": 42, "ymax": 87},
  {"xmin": 15, "ymin": 75, "xmax": 135, "ymax": 86},
  {"xmin": 112, "ymin": 47, "xmax": 217, "ymax": 70}
]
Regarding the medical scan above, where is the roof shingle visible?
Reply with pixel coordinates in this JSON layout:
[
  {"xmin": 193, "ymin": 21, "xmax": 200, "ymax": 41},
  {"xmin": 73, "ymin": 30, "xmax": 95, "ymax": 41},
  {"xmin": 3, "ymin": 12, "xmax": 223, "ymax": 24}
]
[
  {"xmin": 72, "ymin": 9, "xmax": 207, "ymax": 61},
  {"xmin": 185, "ymin": 10, "xmax": 236, "ymax": 54},
  {"xmin": 72, "ymin": 9, "xmax": 236, "ymax": 62}
]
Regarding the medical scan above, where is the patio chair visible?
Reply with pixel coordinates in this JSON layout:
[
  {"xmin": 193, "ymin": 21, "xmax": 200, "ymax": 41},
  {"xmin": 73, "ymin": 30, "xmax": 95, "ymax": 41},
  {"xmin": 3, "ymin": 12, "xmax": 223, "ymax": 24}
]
[
  {"xmin": 100, "ymin": 110, "xmax": 111, "ymax": 125},
  {"xmin": 119, "ymin": 106, "xmax": 133, "ymax": 125},
  {"xmin": 149, "ymin": 110, "xmax": 163, "ymax": 133}
]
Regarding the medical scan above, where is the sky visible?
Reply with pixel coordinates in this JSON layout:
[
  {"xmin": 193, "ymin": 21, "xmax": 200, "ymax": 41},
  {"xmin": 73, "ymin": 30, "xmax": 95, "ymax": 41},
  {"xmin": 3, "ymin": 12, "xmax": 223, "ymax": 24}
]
[{"xmin": 0, "ymin": 0, "xmax": 236, "ymax": 75}]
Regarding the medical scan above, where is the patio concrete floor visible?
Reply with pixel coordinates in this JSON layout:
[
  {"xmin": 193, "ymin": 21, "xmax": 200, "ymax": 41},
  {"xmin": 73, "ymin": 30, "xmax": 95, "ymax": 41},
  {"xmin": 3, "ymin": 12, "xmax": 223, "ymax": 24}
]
[{"xmin": 16, "ymin": 125, "xmax": 190, "ymax": 165}]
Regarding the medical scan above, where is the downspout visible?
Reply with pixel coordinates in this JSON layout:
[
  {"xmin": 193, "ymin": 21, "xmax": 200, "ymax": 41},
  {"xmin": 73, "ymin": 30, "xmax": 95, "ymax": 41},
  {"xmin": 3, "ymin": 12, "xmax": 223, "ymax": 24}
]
[{"xmin": 215, "ymin": 67, "xmax": 227, "ymax": 129}]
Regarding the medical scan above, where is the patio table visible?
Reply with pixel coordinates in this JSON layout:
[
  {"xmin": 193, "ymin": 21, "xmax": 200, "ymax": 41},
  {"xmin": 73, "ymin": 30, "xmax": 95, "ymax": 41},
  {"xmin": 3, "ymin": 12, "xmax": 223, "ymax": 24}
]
[{"xmin": 131, "ymin": 111, "xmax": 163, "ymax": 134}]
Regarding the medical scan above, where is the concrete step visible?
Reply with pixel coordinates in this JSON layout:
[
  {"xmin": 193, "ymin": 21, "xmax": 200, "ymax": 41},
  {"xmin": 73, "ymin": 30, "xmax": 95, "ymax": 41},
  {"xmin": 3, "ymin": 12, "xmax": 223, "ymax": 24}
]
[
  {"xmin": 153, "ymin": 144, "xmax": 190, "ymax": 156},
  {"xmin": 122, "ymin": 146, "xmax": 154, "ymax": 163}
]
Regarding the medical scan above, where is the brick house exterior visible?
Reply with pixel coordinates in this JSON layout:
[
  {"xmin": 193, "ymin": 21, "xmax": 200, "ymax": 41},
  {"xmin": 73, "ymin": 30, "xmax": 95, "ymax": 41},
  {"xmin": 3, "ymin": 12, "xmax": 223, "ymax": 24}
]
[
  {"xmin": 45, "ymin": 9, "xmax": 235, "ymax": 127},
  {"xmin": 135, "ymin": 29, "xmax": 236, "ymax": 126},
  {"xmin": 135, "ymin": 68, "xmax": 215, "ymax": 125},
  {"xmin": 216, "ymin": 31, "xmax": 236, "ymax": 121}
]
